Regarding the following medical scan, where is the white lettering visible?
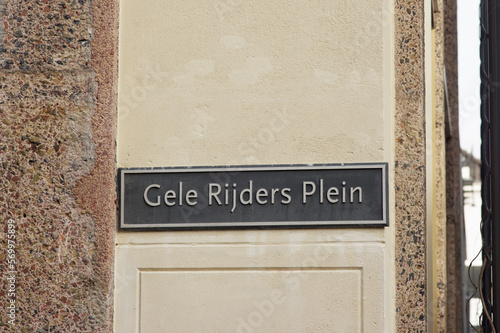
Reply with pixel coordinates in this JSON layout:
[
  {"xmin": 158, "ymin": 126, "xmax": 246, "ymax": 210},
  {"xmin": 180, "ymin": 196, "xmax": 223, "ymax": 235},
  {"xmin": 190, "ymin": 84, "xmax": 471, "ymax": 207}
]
[
  {"xmin": 209, "ymin": 183, "xmax": 222, "ymax": 205},
  {"xmin": 164, "ymin": 190, "xmax": 176, "ymax": 206},
  {"xmin": 231, "ymin": 184, "xmax": 237, "ymax": 213},
  {"xmin": 144, "ymin": 184, "xmax": 161, "ymax": 207},
  {"xmin": 271, "ymin": 188, "xmax": 279, "ymax": 204},
  {"xmin": 281, "ymin": 188, "xmax": 291, "ymax": 204},
  {"xmin": 256, "ymin": 188, "xmax": 268, "ymax": 204},
  {"xmin": 186, "ymin": 190, "xmax": 198, "ymax": 206},
  {"xmin": 327, "ymin": 187, "xmax": 339, "ymax": 203},
  {"xmin": 320, "ymin": 179, "xmax": 324, "ymax": 203},
  {"xmin": 302, "ymin": 181, "xmax": 316, "ymax": 203},
  {"xmin": 240, "ymin": 181, "xmax": 253, "ymax": 205},
  {"xmin": 179, "ymin": 182, "xmax": 183, "ymax": 206},
  {"xmin": 350, "ymin": 186, "xmax": 363, "ymax": 203}
]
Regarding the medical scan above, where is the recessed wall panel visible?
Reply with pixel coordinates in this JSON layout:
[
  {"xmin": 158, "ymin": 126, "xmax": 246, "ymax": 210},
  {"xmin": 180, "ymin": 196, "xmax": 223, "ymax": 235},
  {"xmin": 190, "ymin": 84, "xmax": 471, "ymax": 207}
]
[
  {"xmin": 140, "ymin": 270, "xmax": 361, "ymax": 333},
  {"xmin": 114, "ymin": 243, "xmax": 385, "ymax": 332}
]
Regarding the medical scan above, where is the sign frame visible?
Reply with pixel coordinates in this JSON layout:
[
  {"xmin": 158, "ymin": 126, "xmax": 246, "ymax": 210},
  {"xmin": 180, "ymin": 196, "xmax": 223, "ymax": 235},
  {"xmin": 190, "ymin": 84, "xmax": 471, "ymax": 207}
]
[{"xmin": 118, "ymin": 163, "xmax": 389, "ymax": 230}]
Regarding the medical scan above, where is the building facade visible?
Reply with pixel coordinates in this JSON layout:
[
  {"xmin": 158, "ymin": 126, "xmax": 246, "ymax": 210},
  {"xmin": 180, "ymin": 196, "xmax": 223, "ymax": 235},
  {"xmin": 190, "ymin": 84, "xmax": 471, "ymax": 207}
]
[{"xmin": 0, "ymin": 0, "xmax": 463, "ymax": 332}]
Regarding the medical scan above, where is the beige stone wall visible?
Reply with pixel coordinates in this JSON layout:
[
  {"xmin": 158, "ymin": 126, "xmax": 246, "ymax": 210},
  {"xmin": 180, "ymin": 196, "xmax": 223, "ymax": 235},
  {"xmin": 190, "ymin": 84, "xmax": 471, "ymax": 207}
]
[
  {"xmin": 118, "ymin": 0, "xmax": 392, "ymax": 167},
  {"xmin": 116, "ymin": 0, "xmax": 395, "ymax": 332}
]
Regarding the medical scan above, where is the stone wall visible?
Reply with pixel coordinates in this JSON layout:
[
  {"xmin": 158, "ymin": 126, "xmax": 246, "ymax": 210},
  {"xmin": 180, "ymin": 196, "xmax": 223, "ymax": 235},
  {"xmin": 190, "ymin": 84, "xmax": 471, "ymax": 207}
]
[
  {"xmin": 0, "ymin": 0, "xmax": 117, "ymax": 331},
  {"xmin": 394, "ymin": 0, "xmax": 428, "ymax": 330},
  {"xmin": 0, "ymin": 0, "xmax": 462, "ymax": 331}
]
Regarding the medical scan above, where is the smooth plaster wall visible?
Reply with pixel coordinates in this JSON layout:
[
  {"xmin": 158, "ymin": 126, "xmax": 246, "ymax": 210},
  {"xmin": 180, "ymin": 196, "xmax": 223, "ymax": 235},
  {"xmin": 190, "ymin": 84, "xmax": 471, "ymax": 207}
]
[
  {"xmin": 116, "ymin": 0, "xmax": 394, "ymax": 332},
  {"xmin": 117, "ymin": 0, "xmax": 392, "ymax": 167},
  {"xmin": 115, "ymin": 237, "xmax": 386, "ymax": 332}
]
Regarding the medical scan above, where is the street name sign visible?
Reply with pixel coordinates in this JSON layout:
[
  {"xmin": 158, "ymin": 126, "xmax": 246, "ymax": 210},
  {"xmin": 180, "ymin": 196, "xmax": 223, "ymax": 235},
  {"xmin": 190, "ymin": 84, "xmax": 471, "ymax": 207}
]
[{"xmin": 119, "ymin": 164, "xmax": 388, "ymax": 230}]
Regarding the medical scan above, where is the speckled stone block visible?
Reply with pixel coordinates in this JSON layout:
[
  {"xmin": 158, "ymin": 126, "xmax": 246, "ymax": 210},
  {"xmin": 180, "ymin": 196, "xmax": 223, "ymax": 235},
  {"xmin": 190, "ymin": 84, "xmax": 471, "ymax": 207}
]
[
  {"xmin": 394, "ymin": 0, "xmax": 428, "ymax": 331},
  {"xmin": 0, "ymin": 0, "xmax": 92, "ymax": 71},
  {"xmin": 0, "ymin": 72, "xmax": 109, "ymax": 331},
  {"xmin": 0, "ymin": 0, "xmax": 117, "ymax": 331},
  {"xmin": 432, "ymin": 1, "xmax": 448, "ymax": 331}
]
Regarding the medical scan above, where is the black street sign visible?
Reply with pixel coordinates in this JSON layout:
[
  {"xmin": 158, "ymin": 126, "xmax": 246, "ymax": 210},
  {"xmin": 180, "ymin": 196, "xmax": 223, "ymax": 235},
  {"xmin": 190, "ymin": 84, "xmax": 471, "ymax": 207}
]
[{"xmin": 119, "ymin": 164, "xmax": 388, "ymax": 230}]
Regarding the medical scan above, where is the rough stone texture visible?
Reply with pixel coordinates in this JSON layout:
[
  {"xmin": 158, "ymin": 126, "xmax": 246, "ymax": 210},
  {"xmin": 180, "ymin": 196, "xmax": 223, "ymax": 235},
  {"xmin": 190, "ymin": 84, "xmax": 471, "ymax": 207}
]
[
  {"xmin": 432, "ymin": 2, "xmax": 448, "ymax": 331},
  {"xmin": 444, "ymin": 0, "xmax": 465, "ymax": 331},
  {"xmin": 0, "ymin": 72, "xmax": 104, "ymax": 331},
  {"xmin": 394, "ymin": 0, "xmax": 428, "ymax": 331},
  {"xmin": 0, "ymin": 0, "xmax": 92, "ymax": 71},
  {"xmin": 0, "ymin": 0, "xmax": 117, "ymax": 331},
  {"xmin": 73, "ymin": 0, "xmax": 118, "ymax": 328}
]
